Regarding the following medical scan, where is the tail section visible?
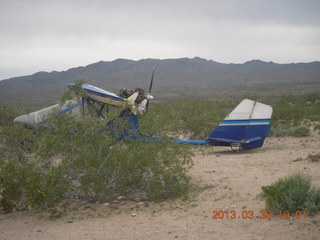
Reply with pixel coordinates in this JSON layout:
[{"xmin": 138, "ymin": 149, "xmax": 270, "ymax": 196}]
[{"xmin": 206, "ymin": 99, "xmax": 273, "ymax": 150}]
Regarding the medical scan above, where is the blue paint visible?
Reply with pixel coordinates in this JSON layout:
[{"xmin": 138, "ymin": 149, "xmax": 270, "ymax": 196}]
[
  {"xmin": 173, "ymin": 139, "xmax": 209, "ymax": 145},
  {"xmin": 106, "ymin": 111, "xmax": 271, "ymax": 150},
  {"xmin": 207, "ymin": 120, "xmax": 271, "ymax": 149},
  {"xmin": 219, "ymin": 119, "xmax": 270, "ymax": 125},
  {"xmin": 40, "ymin": 103, "xmax": 79, "ymax": 125},
  {"xmin": 67, "ymin": 83, "xmax": 123, "ymax": 101},
  {"xmin": 107, "ymin": 110, "xmax": 141, "ymax": 141},
  {"xmin": 59, "ymin": 103, "xmax": 78, "ymax": 114},
  {"xmin": 83, "ymin": 88, "xmax": 123, "ymax": 100}
]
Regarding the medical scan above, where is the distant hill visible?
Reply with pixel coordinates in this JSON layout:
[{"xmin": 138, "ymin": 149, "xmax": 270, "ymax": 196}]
[{"xmin": 0, "ymin": 57, "xmax": 320, "ymax": 106}]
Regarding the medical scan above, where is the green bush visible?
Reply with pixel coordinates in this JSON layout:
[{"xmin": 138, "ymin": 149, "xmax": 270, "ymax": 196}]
[
  {"xmin": 0, "ymin": 110, "xmax": 193, "ymax": 212},
  {"xmin": 308, "ymin": 115, "xmax": 320, "ymax": 121},
  {"xmin": 267, "ymin": 92, "xmax": 320, "ymax": 129},
  {"xmin": 270, "ymin": 127, "xmax": 289, "ymax": 137},
  {"xmin": 140, "ymin": 97, "xmax": 232, "ymax": 139},
  {"xmin": 270, "ymin": 125, "xmax": 310, "ymax": 137},
  {"xmin": 288, "ymin": 125, "xmax": 310, "ymax": 137},
  {"xmin": 259, "ymin": 173, "xmax": 320, "ymax": 215},
  {"xmin": 0, "ymin": 155, "xmax": 69, "ymax": 212},
  {"xmin": 0, "ymin": 102, "xmax": 17, "ymax": 126},
  {"xmin": 269, "ymin": 94, "xmax": 306, "ymax": 127},
  {"xmin": 304, "ymin": 91, "xmax": 320, "ymax": 103}
]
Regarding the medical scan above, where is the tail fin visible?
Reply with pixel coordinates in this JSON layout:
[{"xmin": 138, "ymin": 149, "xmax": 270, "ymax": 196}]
[{"xmin": 206, "ymin": 99, "xmax": 273, "ymax": 150}]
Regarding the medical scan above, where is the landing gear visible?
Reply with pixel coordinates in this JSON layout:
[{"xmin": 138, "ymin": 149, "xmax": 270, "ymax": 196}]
[{"xmin": 230, "ymin": 142, "xmax": 243, "ymax": 151}]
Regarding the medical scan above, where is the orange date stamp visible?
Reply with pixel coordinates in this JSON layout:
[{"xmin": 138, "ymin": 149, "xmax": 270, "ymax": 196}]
[{"xmin": 212, "ymin": 210, "xmax": 307, "ymax": 220}]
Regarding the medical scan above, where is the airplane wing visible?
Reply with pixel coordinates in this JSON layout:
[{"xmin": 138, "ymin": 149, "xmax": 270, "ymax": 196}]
[
  {"xmin": 13, "ymin": 100, "xmax": 79, "ymax": 127},
  {"xmin": 67, "ymin": 83, "xmax": 125, "ymax": 107}
]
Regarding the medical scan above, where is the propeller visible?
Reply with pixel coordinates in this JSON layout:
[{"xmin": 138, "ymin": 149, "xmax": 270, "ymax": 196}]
[{"xmin": 145, "ymin": 67, "xmax": 155, "ymax": 111}]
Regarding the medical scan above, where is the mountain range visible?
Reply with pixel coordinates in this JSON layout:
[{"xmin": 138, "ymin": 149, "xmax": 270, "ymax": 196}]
[{"xmin": 0, "ymin": 57, "xmax": 320, "ymax": 106}]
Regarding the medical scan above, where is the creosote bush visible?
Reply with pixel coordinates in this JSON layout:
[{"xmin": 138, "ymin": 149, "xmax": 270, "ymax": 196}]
[
  {"xmin": 267, "ymin": 92, "xmax": 320, "ymax": 136},
  {"xmin": 289, "ymin": 125, "xmax": 310, "ymax": 137},
  {"xmin": 259, "ymin": 173, "xmax": 320, "ymax": 216},
  {"xmin": 0, "ymin": 111, "xmax": 193, "ymax": 212},
  {"xmin": 140, "ymin": 97, "xmax": 233, "ymax": 139},
  {"xmin": 270, "ymin": 125, "xmax": 310, "ymax": 137}
]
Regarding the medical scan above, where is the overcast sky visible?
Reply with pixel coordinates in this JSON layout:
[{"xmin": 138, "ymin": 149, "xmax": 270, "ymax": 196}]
[{"xmin": 0, "ymin": 0, "xmax": 319, "ymax": 80}]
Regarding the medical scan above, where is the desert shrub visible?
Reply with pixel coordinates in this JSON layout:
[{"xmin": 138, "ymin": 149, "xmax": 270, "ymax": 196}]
[
  {"xmin": 0, "ymin": 110, "xmax": 193, "ymax": 212},
  {"xmin": 36, "ymin": 113, "xmax": 193, "ymax": 202},
  {"xmin": 0, "ymin": 124, "xmax": 36, "ymax": 156},
  {"xmin": 304, "ymin": 91, "xmax": 320, "ymax": 103},
  {"xmin": 270, "ymin": 125, "xmax": 310, "ymax": 137},
  {"xmin": 0, "ymin": 156, "xmax": 69, "ymax": 211},
  {"xmin": 0, "ymin": 102, "xmax": 17, "ymax": 126},
  {"xmin": 270, "ymin": 94, "xmax": 306, "ymax": 127},
  {"xmin": 0, "ymin": 102, "xmax": 30, "ymax": 127},
  {"xmin": 0, "ymin": 156, "xmax": 27, "ymax": 212},
  {"xmin": 259, "ymin": 173, "xmax": 320, "ymax": 215},
  {"xmin": 140, "ymin": 97, "xmax": 232, "ymax": 139},
  {"xmin": 0, "ymin": 121, "xmax": 70, "ymax": 211},
  {"xmin": 308, "ymin": 115, "xmax": 320, "ymax": 121},
  {"xmin": 270, "ymin": 127, "xmax": 289, "ymax": 137},
  {"xmin": 288, "ymin": 125, "xmax": 310, "ymax": 137},
  {"xmin": 268, "ymin": 92, "xmax": 320, "ymax": 129}
]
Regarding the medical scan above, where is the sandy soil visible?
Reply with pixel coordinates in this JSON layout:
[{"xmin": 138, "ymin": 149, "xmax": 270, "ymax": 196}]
[{"xmin": 1, "ymin": 135, "xmax": 320, "ymax": 240}]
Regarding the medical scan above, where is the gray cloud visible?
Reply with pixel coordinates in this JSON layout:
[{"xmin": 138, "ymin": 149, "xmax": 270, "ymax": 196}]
[{"xmin": 0, "ymin": 0, "xmax": 319, "ymax": 80}]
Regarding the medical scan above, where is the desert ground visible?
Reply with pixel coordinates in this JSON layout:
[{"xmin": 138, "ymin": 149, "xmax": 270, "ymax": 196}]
[{"xmin": 1, "ymin": 134, "xmax": 320, "ymax": 240}]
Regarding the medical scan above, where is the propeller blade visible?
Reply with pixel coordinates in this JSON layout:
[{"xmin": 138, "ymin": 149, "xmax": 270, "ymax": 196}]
[
  {"xmin": 148, "ymin": 67, "xmax": 155, "ymax": 94},
  {"xmin": 145, "ymin": 99, "xmax": 150, "ymax": 112},
  {"xmin": 144, "ymin": 67, "xmax": 155, "ymax": 113}
]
